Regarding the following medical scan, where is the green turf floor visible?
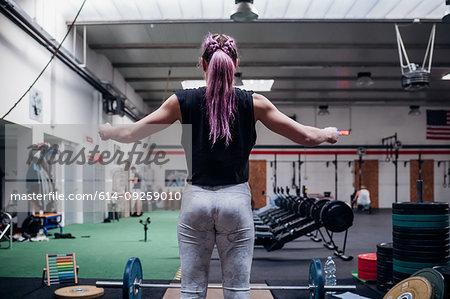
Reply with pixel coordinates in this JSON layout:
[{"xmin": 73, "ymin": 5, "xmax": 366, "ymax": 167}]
[{"xmin": 0, "ymin": 211, "xmax": 180, "ymax": 280}]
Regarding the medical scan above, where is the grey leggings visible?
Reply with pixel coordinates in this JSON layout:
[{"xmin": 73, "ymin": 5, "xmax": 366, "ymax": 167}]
[{"xmin": 178, "ymin": 183, "xmax": 254, "ymax": 299}]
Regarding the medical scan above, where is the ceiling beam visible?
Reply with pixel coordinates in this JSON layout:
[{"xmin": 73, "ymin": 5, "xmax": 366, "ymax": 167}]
[
  {"xmin": 126, "ymin": 76, "xmax": 401, "ymax": 82},
  {"xmin": 134, "ymin": 88, "xmax": 450, "ymax": 93},
  {"xmin": 114, "ymin": 61, "xmax": 450, "ymax": 68},
  {"xmin": 71, "ymin": 19, "xmax": 440, "ymax": 26},
  {"xmin": 90, "ymin": 42, "xmax": 450, "ymax": 50},
  {"xmin": 142, "ymin": 97, "xmax": 450, "ymax": 104}
]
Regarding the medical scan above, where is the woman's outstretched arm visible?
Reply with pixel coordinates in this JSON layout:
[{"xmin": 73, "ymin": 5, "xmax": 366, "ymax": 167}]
[
  {"xmin": 253, "ymin": 93, "xmax": 338, "ymax": 146},
  {"xmin": 98, "ymin": 94, "xmax": 181, "ymax": 143}
]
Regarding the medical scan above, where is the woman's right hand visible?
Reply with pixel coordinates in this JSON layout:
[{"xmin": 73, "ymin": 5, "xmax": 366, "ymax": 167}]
[{"xmin": 323, "ymin": 127, "xmax": 339, "ymax": 144}]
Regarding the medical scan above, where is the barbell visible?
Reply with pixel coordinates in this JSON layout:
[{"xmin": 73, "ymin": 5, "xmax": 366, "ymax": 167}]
[{"xmin": 96, "ymin": 257, "xmax": 356, "ymax": 299}]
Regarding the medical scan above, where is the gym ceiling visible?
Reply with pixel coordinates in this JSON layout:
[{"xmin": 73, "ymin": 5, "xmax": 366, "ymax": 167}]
[{"xmin": 65, "ymin": 0, "xmax": 450, "ymax": 107}]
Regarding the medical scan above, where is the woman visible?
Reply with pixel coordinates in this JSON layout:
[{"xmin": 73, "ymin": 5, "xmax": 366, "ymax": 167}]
[{"xmin": 99, "ymin": 33, "xmax": 338, "ymax": 299}]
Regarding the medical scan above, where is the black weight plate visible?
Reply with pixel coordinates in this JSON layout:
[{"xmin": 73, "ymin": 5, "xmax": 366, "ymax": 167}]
[
  {"xmin": 377, "ymin": 263, "xmax": 393, "ymax": 271},
  {"xmin": 377, "ymin": 255, "xmax": 393, "ymax": 262},
  {"xmin": 393, "ymin": 226, "xmax": 449, "ymax": 234},
  {"xmin": 377, "ymin": 268, "xmax": 393, "ymax": 277},
  {"xmin": 412, "ymin": 268, "xmax": 446, "ymax": 299},
  {"xmin": 393, "ymin": 231, "xmax": 450, "ymax": 240},
  {"xmin": 310, "ymin": 199, "xmax": 330, "ymax": 224},
  {"xmin": 377, "ymin": 242, "xmax": 393, "ymax": 250},
  {"xmin": 377, "ymin": 268, "xmax": 392, "ymax": 274},
  {"xmin": 393, "ymin": 213, "xmax": 450, "ymax": 222},
  {"xmin": 393, "ymin": 248, "xmax": 450, "ymax": 258},
  {"xmin": 378, "ymin": 264, "xmax": 393, "ymax": 271},
  {"xmin": 377, "ymin": 266, "xmax": 393, "ymax": 273},
  {"xmin": 393, "ymin": 208, "xmax": 449, "ymax": 215},
  {"xmin": 393, "ymin": 219, "xmax": 449, "ymax": 228},
  {"xmin": 394, "ymin": 259, "xmax": 449, "ymax": 269},
  {"xmin": 377, "ymin": 257, "xmax": 393, "ymax": 264},
  {"xmin": 393, "ymin": 202, "xmax": 449, "ymax": 210},
  {"xmin": 393, "ymin": 237, "xmax": 450, "ymax": 246},
  {"xmin": 393, "ymin": 253, "xmax": 449, "ymax": 263},
  {"xmin": 298, "ymin": 198, "xmax": 315, "ymax": 218},
  {"xmin": 320, "ymin": 200, "xmax": 353, "ymax": 232},
  {"xmin": 394, "ymin": 243, "xmax": 450, "ymax": 252},
  {"xmin": 377, "ymin": 252, "xmax": 393, "ymax": 259}
]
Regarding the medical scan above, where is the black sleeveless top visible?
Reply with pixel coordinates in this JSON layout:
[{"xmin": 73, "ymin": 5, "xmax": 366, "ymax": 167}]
[{"xmin": 175, "ymin": 87, "xmax": 257, "ymax": 186}]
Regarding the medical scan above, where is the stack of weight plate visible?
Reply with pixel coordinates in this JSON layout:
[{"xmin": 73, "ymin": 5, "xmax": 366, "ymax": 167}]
[
  {"xmin": 376, "ymin": 242, "xmax": 393, "ymax": 291},
  {"xmin": 392, "ymin": 202, "xmax": 450, "ymax": 283},
  {"xmin": 358, "ymin": 253, "xmax": 377, "ymax": 281}
]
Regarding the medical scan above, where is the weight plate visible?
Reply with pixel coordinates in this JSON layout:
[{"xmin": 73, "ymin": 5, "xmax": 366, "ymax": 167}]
[
  {"xmin": 54, "ymin": 285, "xmax": 104, "ymax": 299},
  {"xmin": 377, "ymin": 263, "xmax": 393, "ymax": 271},
  {"xmin": 358, "ymin": 253, "xmax": 377, "ymax": 262},
  {"xmin": 357, "ymin": 270, "xmax": 377, "ymax": 281},
  {"xmin": 393, "ymin": 208, "xmax": 449, "ymax": 215},
  {"xmin": 393, "ymin": 214, "xmax": 449, "ymax": 222},
  {"xmin": 377, "ymin": 252, "xmax": 393, "ymax": 260},
  {"xmin": 393, "ymin": 231, "xmax": 449, "ymax": 240},
  {"xmin": 393, "ymin": 202, "xmax": 449, "ymax": 210},
  {"xmin": 384, "ymin": 276, "xmax": 434, "ymax": 299},
  {"xmin": 358, "ymin": 260, "xmax": 377, "ymax": 270},
  {"xmin": 377, "ymin": 269, "xmax": 393, "ymax": 278},
  {"xmin": 377, "ymin": 242, "xmax": 393, "ymax": 253},
  {"xmin": 393, "ymin": 226, "xmax": 449, "ymax": 234},
  {"xmin": 311, "ymin": 199, "xmax": 330, "ymax": 224},
  {"xmin": 393, "ymin": 253, "xmax": 449, "ymax": 263},
  {"xmin": 412, "ymin": 268, "xmax": 446, "ymax": 299},
  {"xmin": 377, "ymin": 257, "xmax": 393, "ymax": 264},
  {"xmin": 309, "ymin": 259, "xmax": 325, "ymax": 299},
  {"xmin": 393, "ymin": 248, "xmax": 450, "ymax": 258},
  {"xmin": 394, "ymin": 259, "xmax": 449, "ymax": 269},
  {"xmin": 377, "ymin": 268, "xmax": 393, "ymax": 275},
  {"xmin": 377, "ymin": 263, "xmax": 394, "ymax": 272},
  {"xmin": 392, "ymin": 220, "xmax": 449, "ymax": 228},
  {"xmin": 320, "ymin": 201, "xmax": 353, "ymax": 232},
  {"xmin": 123, "ymin": 257, "xmax": 143, "ymax": 299},
  {"xmin": 394, "ymin": 243, "xmax": 449, "ymax": 252},
  {"xmin": 298, "ymin": 198, "xmax": 315, "ymax": 218},
  {"xmin": 393, "ymin": 237, "xmax": 450, "ymax": 246},
  {"xmin": 393, "ymin": 264, "xmax": 423, "ymax": 275}
]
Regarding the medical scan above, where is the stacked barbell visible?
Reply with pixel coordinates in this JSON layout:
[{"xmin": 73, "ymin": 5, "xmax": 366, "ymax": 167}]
[{"xmin": 96, "ymin": 257, "xmax": 356, "ymax": 299}]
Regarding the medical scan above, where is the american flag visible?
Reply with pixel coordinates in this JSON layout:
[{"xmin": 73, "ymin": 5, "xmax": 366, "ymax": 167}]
[{"xmin": 426, "ymin": 110, "xmax": 450, "ymax": 140}]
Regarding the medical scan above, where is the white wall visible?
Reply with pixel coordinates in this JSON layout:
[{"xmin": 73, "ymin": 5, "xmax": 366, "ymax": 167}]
[
  {"xmin": 251, "ymin": 104, "xmax": 450, "ymax": 208},
  {"xmin": 0, "ymin": 0, "xmax": 150, "ymax": 224}
]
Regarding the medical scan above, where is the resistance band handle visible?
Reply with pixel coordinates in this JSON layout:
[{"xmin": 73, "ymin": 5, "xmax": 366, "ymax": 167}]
[{"xmin": 338, "ymin": 130, "xmax": 350, "ymax": 136}]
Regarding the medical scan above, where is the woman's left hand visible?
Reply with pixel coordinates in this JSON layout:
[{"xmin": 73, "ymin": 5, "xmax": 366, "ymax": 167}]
[{"xmin": 99, "ymin": 123, "xmax": 113, "ymax": 141}]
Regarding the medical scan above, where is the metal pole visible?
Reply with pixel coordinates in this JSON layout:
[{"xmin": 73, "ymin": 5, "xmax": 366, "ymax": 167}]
[
  {"xmin": 334, "ymin": 153, "xmax": 338, "ymax": 201},
  {"xmin": 395, "ymin": 147, "xmax": 399, "ymax": 203}
]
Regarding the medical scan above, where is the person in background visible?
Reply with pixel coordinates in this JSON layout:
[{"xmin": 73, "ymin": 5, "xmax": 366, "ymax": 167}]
[
  {"xmin": 354, "ymin": 185, "xmax": 371, "ymax": 213},
  {"xmin": 129, "ymin": 166, "xmax": 143, "ymax": 217}
]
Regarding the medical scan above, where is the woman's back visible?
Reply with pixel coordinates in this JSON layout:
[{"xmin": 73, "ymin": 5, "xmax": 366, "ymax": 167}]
[{"xmin": 176, "ymin": 87, "xmax": 256, "ymax": 186}]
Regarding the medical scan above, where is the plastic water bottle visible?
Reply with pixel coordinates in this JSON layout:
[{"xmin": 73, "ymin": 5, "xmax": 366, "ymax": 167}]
[{"xmin": 324, "ymin": 256, "xmax": 337, "ymax": 294}]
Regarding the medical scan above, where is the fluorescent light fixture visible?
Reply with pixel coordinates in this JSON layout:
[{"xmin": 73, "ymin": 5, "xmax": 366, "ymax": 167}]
[
  {"xmin": 241, "ymin": 79, "xmax": 274, "ymax": 91},
  {"xmin": 442, "ymin": 73, "xmax": 450, "ymax": 80},
  {"xmin": 181, "ymin": 79, "xmax": 274, "ymax": 92},
  {"xmin": 181, "ymin": 80, "xmax": 206, "ymax": 89}
]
